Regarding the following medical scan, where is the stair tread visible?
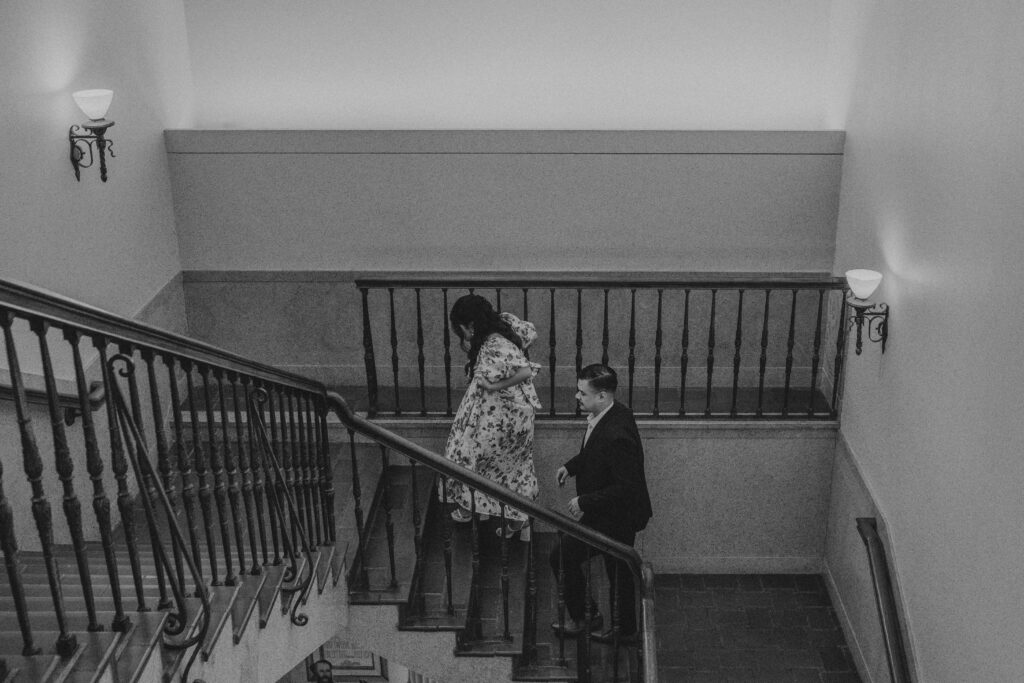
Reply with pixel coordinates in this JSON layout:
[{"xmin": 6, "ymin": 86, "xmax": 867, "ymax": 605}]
[{"xmin": 113, "ymin": 612, "xmax": 168, "ymax": 683}]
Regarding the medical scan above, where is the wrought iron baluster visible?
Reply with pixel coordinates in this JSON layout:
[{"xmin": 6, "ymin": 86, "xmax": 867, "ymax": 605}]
[
  {"xmin": 679, "ymin": 289, "xmax": 690, "ymax": 417},
  {"xmin": 731, "ymin": 289, "xmax": 745, "ymax": 417},
  {"xmin": 141, "ymin": 348, "xmax": 183, "ymax": 603},
  {"xmin": 808, "ymin": 290, "xmax": 825, "ymax": 416},
  {"xmin": 202, "ymin": 366, "xmax": 235, "ymax": 586},
  {"xmin": 601, "ymin": 288, "xmax": 610, "ymax": 367},
  {"xmin": 189, "ymin": 364, "xmax": 220, "ymax": 586},
  {"xmin": 288, "ymin": 389, "xmax": 307, "ymax": 545},
  {"xmin": 33, "ymin": 321, "xmax": 100, "ymax": 627},
  {"xmin": 281, "ymin": 388, "xmax": 298, "ymax": 548},
  {"xmin": 303, "ymin": 394, "xmax": 323, "ymax": 546},
  {"xmin": 100, "ymin": 337, "xmax": 147, "ymax": 605},
  {"xmin": 555, "ymin": 531, "xmax": 567, "ymax": 666},
  {"xmin": 167, "ymin": 356, "xmax": 204, "ymax": 589},
  {"xmin": 757, "ymin": 290, "xmax": 771, "ymax": 417},
  {"xmin": 244, "ymin": 380, "xmax": 269, "ymax": 565},
  {"xmin": 464, "ymin": 490, "xmax": 483, "ymax": 641},
  {"xmin": 359, "ymin": 287, "xmax": 379, "ymax": 418},
  {"xmin": 1, "ymin": 311, "xmax": 78, "ymax": 657},
  {"xmin": 295, "ymin": 395, "xmax": 316, "ymax": 546},
  {"xmin": 442, "ymin": 288, "xmax": 453, "ymax": 417},
  {"xmin": 215, "ymin": 371, "xmax": 246, "ymax": 575},
  {"xmin": 654, "ymin": 289, "xmax": 664, "ymax": 416},
  {"xmin": 575, "ymin": 288, "xmax": 583, "ymax": 417},
  {"xmin": 705, "ymin": 290, "xmax": 717, "ymax": 417},
  {"xmin": 348, "ymin": 428, "xmax": 368, "ymax": 588},
  {"xmin": 0, "ymin": 313, "xmax": 43, "ymax": 655},
  {"xmin": 266, "ymin": 386, "xmax": 282, "ymax": 564},
  {"xmin": 441, "ymin": 476, "xmax": 454, "ymax": 615},
  {"xmin": 121, "ymin": 344, "xmax": 171, "ymax": 609},
  {"xmin": 520, "ymin": 524, "xmax": 539, "ymax": 666},
  {"xmin": 68, "ymin": 329, "xmax": 128, "ymax": 632},
  {"xmin": 521, "ymin": 288, "xmax": 530, "ymax": 361},
  {"xmin": 388, "ymin": 287, "xmax": 402, "ymax": 416},
  {"xmin": 628, "ymin": 289, "xmax": 637, "ymax": 409},
  {"xmin": 495, "ymin": 287, "xmax": 502, "ymax": 311},
  {"xmin": 831, "ymin": 294, "xmax": 849, "ymax": 418},
  {"xmin": 500, "ymin": 508, "xmax": 511, "ymax": 641},
  {"xmin": 579, "ymin": 547, "xmax": 593, "ymax": 683},
  {"xmin": 379, "ymin": 445, "xmax": 398, "ymax": 589},
  {"xmin": 415, "ymin": 288, "xmax": 427, "ymax": 415},
  {"xmin": 409, "ymin": 458, "xmax": 422, "ymax": 561},
  {"xmin": 548, "ymin": 288, "xmax": 557, "ymax": 415},
  {"xmin": 318, "ymin": 400, "xmax": 336, "ymax": 545},
  {"xmin": 783, "ymin": 289, "xmax": 798, "ymax": 417},
  {"xmin": 232, "ymin": 375, "xmax": 260, "ymax": 573}
]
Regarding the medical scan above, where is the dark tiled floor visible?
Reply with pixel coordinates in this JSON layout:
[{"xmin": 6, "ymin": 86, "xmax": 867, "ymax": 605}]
[{"xmin": 654, "ymin": 574, "xmax": 861, "ymax": 683}]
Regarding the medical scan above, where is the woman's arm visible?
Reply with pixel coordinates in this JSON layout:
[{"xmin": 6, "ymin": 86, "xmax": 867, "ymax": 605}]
[{"xmin": 477, "ymin": 365, "xmax": 533, "ymax": 392}]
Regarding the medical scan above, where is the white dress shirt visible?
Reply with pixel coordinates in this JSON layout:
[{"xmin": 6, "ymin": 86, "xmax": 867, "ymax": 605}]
[{"xmin": 583, "ymin": 401, "xmax": 614, "ymax": 447}]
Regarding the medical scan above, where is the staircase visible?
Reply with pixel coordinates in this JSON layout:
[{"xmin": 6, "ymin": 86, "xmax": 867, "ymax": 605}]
[
  {"xmin": 340, "ymin": 455, "xmax": 643, "ymax": 683},
  {"xmin": 0, "ymin": 277, "xmax": 657, "ymax": 683},
  {"xmin": 0, "ymin": 444, "xmax": 353, "ymax": 683}
]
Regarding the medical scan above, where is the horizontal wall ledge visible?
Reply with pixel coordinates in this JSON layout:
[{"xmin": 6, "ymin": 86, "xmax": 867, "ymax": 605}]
[{"xmin": 164, "ymin": 130, "xmax": 845, "ymax": 156}]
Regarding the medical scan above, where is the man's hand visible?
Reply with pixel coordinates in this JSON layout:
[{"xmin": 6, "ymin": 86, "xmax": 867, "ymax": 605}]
[
  {"xmin": 556, "ymin": 466, "xmax": 569, "ymax": 488},
  {"xmin": 568, "ymin": 496, "xmax": 583, "ymax": 520}
]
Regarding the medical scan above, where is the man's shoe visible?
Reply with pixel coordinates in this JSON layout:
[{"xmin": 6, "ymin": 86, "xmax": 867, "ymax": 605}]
[
  {"xmin": 550, "ymin": 613, "xmax": 604, "ymax": 636},
  {"xmin": 590, "ymin": 628, "xmax": 639, "ymax": 645}
]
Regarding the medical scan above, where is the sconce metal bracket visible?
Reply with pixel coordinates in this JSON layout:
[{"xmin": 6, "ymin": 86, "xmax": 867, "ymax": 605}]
[
  {"xmin": 69, "ymin": 120, "xmax": 115, "ymax": 182},
  {"xmin": 846, "ymin": 296, "xmax": 889, "ymax": 355}
]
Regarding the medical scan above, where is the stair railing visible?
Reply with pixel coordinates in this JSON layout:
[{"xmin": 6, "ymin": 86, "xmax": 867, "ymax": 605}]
[
  {"xmin": 327, "ymin": 391, "xmax": 659, "ymax": 683},
  {"xmin": 247, "ymin": 387, "xmax": 318, "ymax": 625},
  {"xmin": 0, "ymin": 277, "xmax": 336, "ymax": 668},
  {"xmin": 106, "ymin": 354, "xmax": 211, "ymax": 682},
  {"xmin": 356, "ymin": 273, "xmax": 849, "ymax": 420},
  {"xmin": 1, "ymin": 276, "xmax": 657, "ymax": 681},
  {"xmin": 857, "ymin": 517, "xmax": 913, "ymax": 683}
]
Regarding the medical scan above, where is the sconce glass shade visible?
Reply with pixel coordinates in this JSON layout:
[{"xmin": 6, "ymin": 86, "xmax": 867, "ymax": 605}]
[
  {"xmin": 73, "ymin": 89, "xmax": 113, "ymax": 120},
  {"xmin": 845, "ymin": 269, "xmax": 883, "ymax": 300}
]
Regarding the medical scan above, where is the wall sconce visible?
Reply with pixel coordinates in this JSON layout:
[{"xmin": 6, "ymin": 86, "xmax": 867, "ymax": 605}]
[
  {"xmin": 845, "ymin": 269, "xmax": 889, "ymax": 355},
  {"xmin": 69, "ymin": 89, "xmax": 115, "ymax": 182}
]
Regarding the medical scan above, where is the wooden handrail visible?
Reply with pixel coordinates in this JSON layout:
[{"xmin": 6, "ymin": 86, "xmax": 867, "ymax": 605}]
[
  {"xmin": 0, "ymin": 277, "xmax": 322, "ymax": 394},
  {"xmin": 356, "ymin": 271, "xmax": 846, "ymax": 290},
  {"xmin": 857, "ymin": 517, "xmax": 912, "ymax": 683}
]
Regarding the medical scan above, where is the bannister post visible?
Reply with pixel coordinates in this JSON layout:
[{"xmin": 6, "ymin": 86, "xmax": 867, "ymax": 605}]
[
  {"xmin": 1, "ymin": 311, "xmax": 77, "ymax": 656},
  {"xmin": 359, "ymin": 287, "xmax": 380, "ymax": 417},
  {"xmin": 33, "ymin": 320, "xmax": 100, "ymax": 631}
]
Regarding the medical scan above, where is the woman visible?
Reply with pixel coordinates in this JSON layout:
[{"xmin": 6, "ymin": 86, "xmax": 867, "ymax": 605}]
[{"xmin": 441, "ymin": 294, "xmax": 541, "ymax": 540}]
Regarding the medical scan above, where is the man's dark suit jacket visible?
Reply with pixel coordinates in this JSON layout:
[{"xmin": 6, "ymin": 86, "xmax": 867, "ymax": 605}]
[{"xmin": 563, "ymin": 401, "xmax": 652, "ymax": 539}]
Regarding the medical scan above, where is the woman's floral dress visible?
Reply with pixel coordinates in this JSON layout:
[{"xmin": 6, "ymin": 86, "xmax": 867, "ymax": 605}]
[{"xmin": 441, "ymin": 313, "xmax": 541, "ymax": 522}]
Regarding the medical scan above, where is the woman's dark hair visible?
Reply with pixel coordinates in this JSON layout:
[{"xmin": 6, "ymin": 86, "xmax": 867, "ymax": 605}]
[{"xmin": 449, "ymin": 294, "xmax": 522, "ymax": 375}]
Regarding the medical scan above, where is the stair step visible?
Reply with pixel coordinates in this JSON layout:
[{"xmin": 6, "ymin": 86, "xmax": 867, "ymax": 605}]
[
  {"xmin": 201, "ymin": 583, "xmax": 241, "ymax": 660},
  {"xmin": 0, "ymin": 631, "xmax": 119, "ymax": 683},
  {"xmin": 398, "ymin": 495, "xmax": 475, "ymax": 630},
  {"xmin": 112, "ymin": 612, "xmax": 168, "ymax": 683},
  {"xmin": 347, "ymin": 465, "xmax": 433, "ymax": 605},
  {"xmin": 256, "ymin": 564, "xmax": 288, "ymax": 628},
  {"xmin": 230, "ymin": 572, "xmax": 268, "ymax": 644}
]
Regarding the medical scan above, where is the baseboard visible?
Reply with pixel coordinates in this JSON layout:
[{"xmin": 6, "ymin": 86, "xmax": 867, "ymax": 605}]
[{"xmin": 823, "ymin": 558, "xmax": 874, "ymax": 682}]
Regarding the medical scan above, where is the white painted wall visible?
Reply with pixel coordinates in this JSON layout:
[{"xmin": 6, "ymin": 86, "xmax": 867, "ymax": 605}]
[
  {"xmin": 0, "ymin": 0, "xmax": 191, "ymax": 316},
  {"xmin": 182, "ymin": 0, "xmax": 831, "ymax": 130},
  {"xmin": 828, "ymin": 1, "xmax": 1024, "ymax": 680}
]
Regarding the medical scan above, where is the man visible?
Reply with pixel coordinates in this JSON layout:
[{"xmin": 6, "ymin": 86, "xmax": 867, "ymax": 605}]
[{"xmin": 549, "ymin": 364, "xmax": 653, "ymax": 643}]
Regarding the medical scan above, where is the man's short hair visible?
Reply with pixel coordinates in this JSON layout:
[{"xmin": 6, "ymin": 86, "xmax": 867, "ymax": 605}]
[{"xmin": 578, "ymin": 364, "xmax": 618, "ymax": 393}]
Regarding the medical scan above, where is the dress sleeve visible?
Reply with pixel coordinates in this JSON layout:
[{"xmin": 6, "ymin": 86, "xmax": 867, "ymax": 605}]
[
  {"xmin": 473, "ymin": 335, "xmax": 529, "ymax": 383},
  {"xmin": 500, "ymin": 312, "xmax": 537, "ymax": 349}
]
